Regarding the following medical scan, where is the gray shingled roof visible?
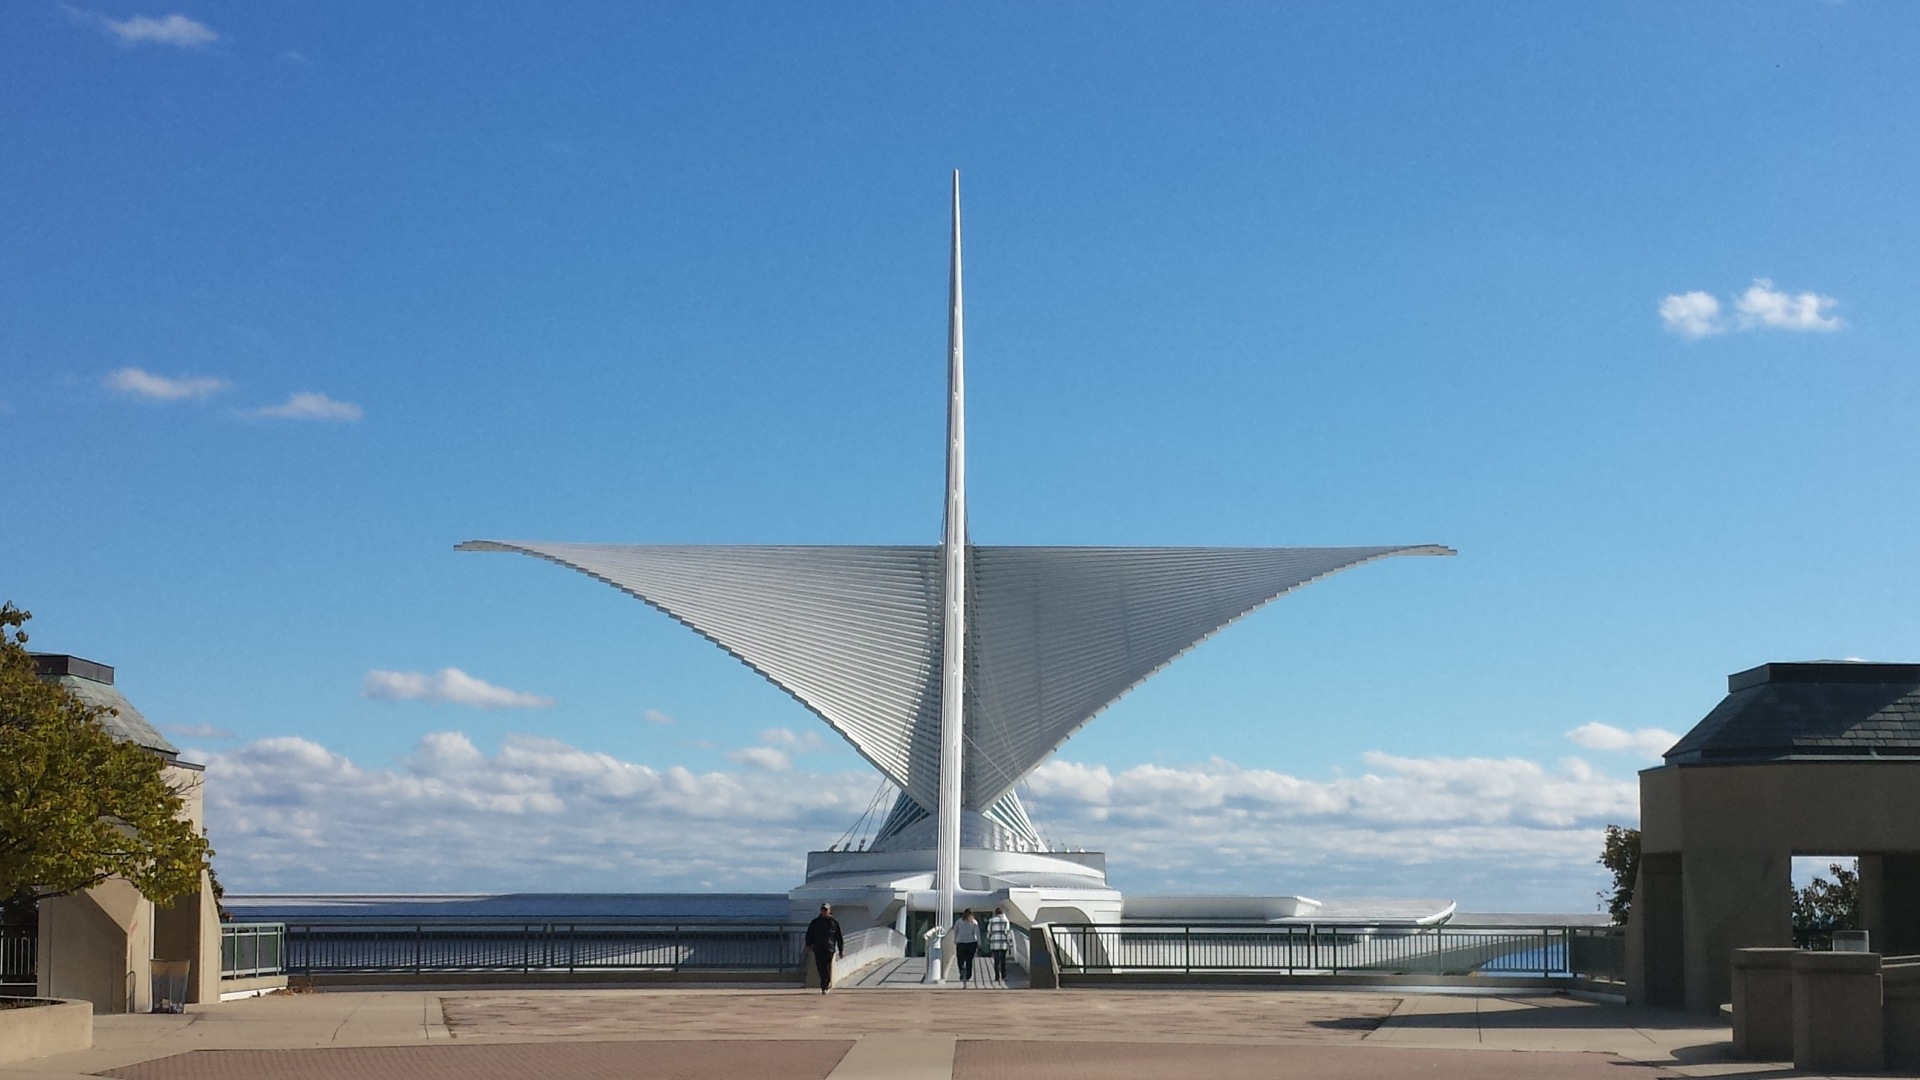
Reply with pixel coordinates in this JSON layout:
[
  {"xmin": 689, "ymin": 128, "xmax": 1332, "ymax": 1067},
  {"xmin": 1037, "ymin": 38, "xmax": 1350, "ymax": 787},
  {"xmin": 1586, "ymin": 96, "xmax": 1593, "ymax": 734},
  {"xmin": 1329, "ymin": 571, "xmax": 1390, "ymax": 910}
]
[
  {"xmin": 1664, "ymin": 662, "xmax": 1920, "ymax": 764},
  {"xmin": 31, "ymin": 654, "xmax": 180, "ymax": 756}
]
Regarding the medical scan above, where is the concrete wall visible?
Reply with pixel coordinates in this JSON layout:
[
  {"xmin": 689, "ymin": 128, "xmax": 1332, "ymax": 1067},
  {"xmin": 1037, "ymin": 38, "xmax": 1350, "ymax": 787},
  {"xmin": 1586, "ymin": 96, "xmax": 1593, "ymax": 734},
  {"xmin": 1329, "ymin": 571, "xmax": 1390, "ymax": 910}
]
[
  {"xmin": 38, "ymin": 878, "xmax": 151, "ymax": 1013},
  {"xmin": 1791, "ymin": 951, "xmax": 1883, "ymax": 1074},
  {"xmin": 1729, "ymin": 948, "xmax": 1794, "ymax": 1060},
  {"xmin": 0, "ymin": 999, "xmax": 93, "ymax": 1065},
  {"xmin": 1628, "ymin": 852, "xmax": 1685, "ymax": 1008},
  {"xmin": 1860, "ymin": 852, "xmax": 1920, "ymax": 956},
  {"xmin": 1886, "ymin": 958, "xmax": 1920, "ymax": 1071},
  {"xmin": 34, "ymin": 762, "xmax": 220, "ymax": 1015},
  {"xmin": 1631, "ymin": 760, "xmax": 1920, "ymax": 1013}
]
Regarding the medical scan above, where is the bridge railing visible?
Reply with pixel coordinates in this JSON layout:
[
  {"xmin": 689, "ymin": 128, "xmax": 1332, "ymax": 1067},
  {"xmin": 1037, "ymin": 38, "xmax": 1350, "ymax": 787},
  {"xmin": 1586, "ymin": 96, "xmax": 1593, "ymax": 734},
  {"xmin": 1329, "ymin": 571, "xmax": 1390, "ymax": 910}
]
[
  {"xmin": 283, "ymin": 922, "xmax": 809, "ymax": 974},
  {"xmin": 1046, "ymin": 922, "xmax": 1624, "ymax": 982},
  {"xmin": 221, "ymin": 922, "xmax": 287, "ymax": 979}
]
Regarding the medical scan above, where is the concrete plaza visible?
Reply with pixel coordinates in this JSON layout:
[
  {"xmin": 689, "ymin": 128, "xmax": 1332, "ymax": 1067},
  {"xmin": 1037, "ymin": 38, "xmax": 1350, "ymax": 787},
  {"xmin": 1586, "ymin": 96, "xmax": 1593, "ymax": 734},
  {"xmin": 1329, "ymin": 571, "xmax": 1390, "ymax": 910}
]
[{"xmin": 0, "ymin": 985, "xmax": 1841, "ymax": 1080}]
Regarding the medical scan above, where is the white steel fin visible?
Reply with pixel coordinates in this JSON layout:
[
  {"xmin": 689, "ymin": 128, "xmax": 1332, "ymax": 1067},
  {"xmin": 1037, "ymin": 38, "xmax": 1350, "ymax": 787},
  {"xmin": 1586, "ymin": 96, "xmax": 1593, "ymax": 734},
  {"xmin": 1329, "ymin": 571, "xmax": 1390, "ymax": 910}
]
[
  {"xmin": 455, "ymin": 540, "xmax": 1454, "ymax": 818},
  {"xmin": 457, "ymin": 541, "xmax": 946, "ymax": 807},
  {"xmin": 962, "ymin": 544, "xmax": 1454, "ymax": 807}
]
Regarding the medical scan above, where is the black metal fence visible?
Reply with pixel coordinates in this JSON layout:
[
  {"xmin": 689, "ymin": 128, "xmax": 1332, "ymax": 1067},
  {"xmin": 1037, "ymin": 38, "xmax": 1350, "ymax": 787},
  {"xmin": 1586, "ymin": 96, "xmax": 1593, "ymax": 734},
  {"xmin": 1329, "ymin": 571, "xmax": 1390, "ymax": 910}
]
[
  {"xmin": 284, "ymin": 922, "xmax": 808, "ymax": 975},
  {"xmin": 1, "ymin": 924, "xmax": 34, "ymax": 992},
  {"xmin": 1046, "ymin": 922, "xmax": 1625, "ymax": 982}
]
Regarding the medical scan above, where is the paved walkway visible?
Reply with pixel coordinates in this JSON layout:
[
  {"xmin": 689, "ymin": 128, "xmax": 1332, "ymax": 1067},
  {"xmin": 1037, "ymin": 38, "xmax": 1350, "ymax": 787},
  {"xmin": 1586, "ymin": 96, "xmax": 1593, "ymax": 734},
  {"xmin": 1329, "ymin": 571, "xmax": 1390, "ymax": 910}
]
[
  {"xmin": 0, "ymin": 986, "xmax": 1826, "ymax": 1080},
  {"xmin": 837, "ymin": 956, "xmax": 1026, "ymax": 989}
]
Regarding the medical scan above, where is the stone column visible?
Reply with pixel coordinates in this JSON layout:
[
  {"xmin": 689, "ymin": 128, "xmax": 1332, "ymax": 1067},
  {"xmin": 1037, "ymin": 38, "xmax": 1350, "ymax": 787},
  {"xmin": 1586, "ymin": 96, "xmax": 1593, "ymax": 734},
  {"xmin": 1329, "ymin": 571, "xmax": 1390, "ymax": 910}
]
[
  {"xmin": 1791, "ymin": 950, "xmax": 1883, "ymax": 1074},
  {"xmin": 1730, "ymin": 948, "xmax": 1795, "ymax": 1060},
  {"xmin": 1682, "ymin": 848, "xmax": 1791, "ymax": 1013}
]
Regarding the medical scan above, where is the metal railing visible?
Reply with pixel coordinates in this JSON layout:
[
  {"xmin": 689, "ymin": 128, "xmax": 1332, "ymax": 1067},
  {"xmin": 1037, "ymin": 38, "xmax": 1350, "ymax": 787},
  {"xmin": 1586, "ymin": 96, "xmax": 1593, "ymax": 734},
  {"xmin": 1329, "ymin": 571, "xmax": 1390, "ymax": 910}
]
[
  {"xmin": 221, "ymin": 922, "xmax": 286, "ymax": 979},
  {"xmin": 284, "ymin": 922, "xmax": 808, "ymax": 975},
  {"xmin": 1046, "ymin": 922, "xmax": 1625, "ymax": 982},
  {"xmin": 1, "ymin": 924, "xmax": 35, "ymax": 991},
  {"xmin": 1793, "ymin": 928, "xmax": 1845, "ymax": 950}
]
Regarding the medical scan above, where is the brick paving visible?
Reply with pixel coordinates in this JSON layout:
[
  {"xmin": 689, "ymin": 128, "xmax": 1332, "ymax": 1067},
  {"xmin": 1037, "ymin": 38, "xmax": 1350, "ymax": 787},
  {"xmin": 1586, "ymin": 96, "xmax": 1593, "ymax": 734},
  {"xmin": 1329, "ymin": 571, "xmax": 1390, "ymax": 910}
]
[
  {"xmin": 952, "ymin": 1041, "xmax": 1680, "ymax": 1080},
  {"xmin": 6, "ymin": 987, "xmax": 1746, "ymax": 1080},
  {"xmin": 100, "ymin": 1041, "xmax": 853, "ymax": 1080},
  {"xmin": 440, "ymin": 988, "xmax": 1403, "ymax": 1042}
]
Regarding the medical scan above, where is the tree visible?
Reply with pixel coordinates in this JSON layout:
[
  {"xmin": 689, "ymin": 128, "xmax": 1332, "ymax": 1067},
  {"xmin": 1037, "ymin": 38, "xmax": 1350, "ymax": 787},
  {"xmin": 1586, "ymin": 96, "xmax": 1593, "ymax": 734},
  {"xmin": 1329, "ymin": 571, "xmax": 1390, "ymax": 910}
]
[
  {"xmin": 1792, "ymin": 861, "xmax": 1859, "ymax": 936},
  {"xmin": 1598, "ymin": 824, "xmax": 1641, "ymax": 925},
  {"xmin": 0, "ymin": 603, "xmax": 211, "ymax": 907}
]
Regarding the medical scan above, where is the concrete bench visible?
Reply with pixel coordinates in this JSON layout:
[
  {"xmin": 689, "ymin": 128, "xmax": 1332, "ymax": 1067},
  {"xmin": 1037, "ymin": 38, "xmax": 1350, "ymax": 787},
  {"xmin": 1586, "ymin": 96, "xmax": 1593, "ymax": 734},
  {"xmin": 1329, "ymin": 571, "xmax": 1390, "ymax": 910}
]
[{"xmin": 1732, "ymin": 947, "xmax": 1920, "ymax": 1072}]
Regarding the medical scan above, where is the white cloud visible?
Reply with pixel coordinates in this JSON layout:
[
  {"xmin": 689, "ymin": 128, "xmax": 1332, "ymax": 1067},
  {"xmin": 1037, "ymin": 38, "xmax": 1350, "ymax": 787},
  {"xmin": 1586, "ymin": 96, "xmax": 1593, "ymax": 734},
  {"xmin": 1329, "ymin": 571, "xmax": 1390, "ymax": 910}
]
[
  {"xmin": 65, "ymin": 8, "xmax": 218, "ymax": 48},
  {"xmin": 1659, "ymin": 291, "xmax": 1724, "ymax": 339},
  {"xmin": 165, "ymin": 722, "xmax": 236, "ymax": 740},
  {"xmin": 726, "ymin": 746, "xmax": 792, "ymax": 771},
  {"xmin": 105, "ymin": 366, "xmax": 230, "ymax": 401},
  {"xmin": 1735, "ymin": 279, "xmax": 1843, "ymax": 332},
  {"xmin": 643, "ymin": 709, "xmax": 675, "ymax": 725},
  {"xmin": 251, "ymin": 392, "xmax": 363, "ymax": 422},
  {"xmin": 1021, "ymin": 752, "xmax": 1635, "ymax": 905},
  {"xmin": 1564, "ymin": 722, "xmax": 1678, "ymax": 760},
  {"xmin": 1662, "ymin": 280, "xmax": 1843, "ymax": 339},
  {"xmin": 204, "ymin": 732, "xmax": 874, "ymax": 891},
  {"xmin": 200, "ymin": 731, "xmax": 1640, "ymax": 910},
  {"xmin": 106, "ymin": 12, "xmax": 216, "ymax": 46},
  {"xmin": 361, "ymin": 668, "xmax": 553, "ymax": 710},
  {"xmin": 759, "ymin": 727, "xmax": 822, "ymax": 751}
]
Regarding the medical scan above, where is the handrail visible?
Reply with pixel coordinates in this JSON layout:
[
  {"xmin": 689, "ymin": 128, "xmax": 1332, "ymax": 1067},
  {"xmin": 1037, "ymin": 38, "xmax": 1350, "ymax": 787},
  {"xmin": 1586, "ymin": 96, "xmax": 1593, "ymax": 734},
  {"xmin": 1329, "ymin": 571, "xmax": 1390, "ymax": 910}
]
[
  {"xmin": 1044, "ymin": 921, "xmax": 1624, "ymax": 982},
  {"xmin": 281, "ymin": 922, "xmax": 812, "ymax": 975},
  {"xmin": 222, "ymin": 922, "xmax": 287, "ymax": 979}
]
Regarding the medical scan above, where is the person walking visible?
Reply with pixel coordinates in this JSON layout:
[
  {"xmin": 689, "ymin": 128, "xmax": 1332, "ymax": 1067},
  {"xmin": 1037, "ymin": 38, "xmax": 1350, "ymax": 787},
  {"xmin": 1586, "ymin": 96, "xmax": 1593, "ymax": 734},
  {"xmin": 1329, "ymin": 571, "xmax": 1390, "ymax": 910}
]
[
  {"xmin": 985, "ymin": 906, "xmax": 1014, "ymax": 984},
  {"xmin": 953, "ymin": 909, "xmax": 981, "ymax": 985},
  {"xmin": 805, "ymin": 903, "xmax": 844, "ymax": 993}
]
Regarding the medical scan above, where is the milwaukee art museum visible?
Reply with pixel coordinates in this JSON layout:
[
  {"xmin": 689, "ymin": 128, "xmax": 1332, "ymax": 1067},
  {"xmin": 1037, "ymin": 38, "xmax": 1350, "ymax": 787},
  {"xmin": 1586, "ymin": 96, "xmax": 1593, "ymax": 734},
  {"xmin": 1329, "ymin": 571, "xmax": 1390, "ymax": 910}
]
[{"xmin": 459, "ymin": 175, "xmax": 1453, "ymax": 956}]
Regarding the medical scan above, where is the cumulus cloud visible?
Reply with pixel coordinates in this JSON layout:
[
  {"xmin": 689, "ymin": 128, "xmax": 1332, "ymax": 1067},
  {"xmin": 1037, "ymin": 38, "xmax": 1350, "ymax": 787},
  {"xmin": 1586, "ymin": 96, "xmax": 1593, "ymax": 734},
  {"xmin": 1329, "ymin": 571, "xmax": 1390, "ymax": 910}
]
[
  {"xmin": 643, "ymin": 709, "xmax": 675, "ymax": 725},
  {"xmin": 725, "ymin": 746, "xmax": 792, "ymax": 771},
  {"xmin": 199, "ymin": 730, "xmax": 1641, "ymax": 910},
  {"xmin": 65, "ymin": 7, "xmax": 218, "ymax": 48},
  {"xmin": 1021, "ymin": 752, "xmax": 1636, "ymax": 904},
  {"xmin": 722, "ymin": 727, "xmax": 827, "ymax": 769},
  {"xmin": 759, "ymin": 727, "xmax": 822, "ymax": 751},
  {"xmin": 204, "ymin": 732, "xmax": 875, "ymax": 891},
  {"xmin": 362, "ymin": 668, "xmax": 553, "ymax": 710},
  {"xmin": 105, "ymin": 367, "xmax": 230, "ymax": 401},
  {"xmin": 1564, "ymin": 722, "xmax": 1678, "ymax": 760},
  {"xmin": 1661, "ymin": 279, "xmax": 1842, "ymax": 338},
  {"xmin": 1659, "ymin": 292, "xmax": 1723, "ymax": 339},
  {"xmin": 251, "ymin": 392, "xmax": 363, "ymax": 422},
  {"xmin": 1734, "ymin": 279, "xmax": 1843, "ymax": 332}
]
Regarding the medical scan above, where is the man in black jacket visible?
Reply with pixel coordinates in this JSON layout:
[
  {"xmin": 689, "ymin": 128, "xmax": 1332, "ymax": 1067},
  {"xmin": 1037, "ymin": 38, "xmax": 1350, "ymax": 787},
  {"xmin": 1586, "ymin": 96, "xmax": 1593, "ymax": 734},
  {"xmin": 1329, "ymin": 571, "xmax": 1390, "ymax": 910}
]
[{"xmin": 805, "ymin": 903, "xmax": 845, "ymax": 993}]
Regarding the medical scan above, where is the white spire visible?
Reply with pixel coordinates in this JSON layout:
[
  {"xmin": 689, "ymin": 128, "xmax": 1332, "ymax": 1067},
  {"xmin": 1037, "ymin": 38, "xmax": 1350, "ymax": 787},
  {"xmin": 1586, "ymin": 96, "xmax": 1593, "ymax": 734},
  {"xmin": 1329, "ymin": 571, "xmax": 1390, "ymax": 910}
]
[{"xmin": 934, "ymin": 170, "xmax": 966, "ymax": 969}]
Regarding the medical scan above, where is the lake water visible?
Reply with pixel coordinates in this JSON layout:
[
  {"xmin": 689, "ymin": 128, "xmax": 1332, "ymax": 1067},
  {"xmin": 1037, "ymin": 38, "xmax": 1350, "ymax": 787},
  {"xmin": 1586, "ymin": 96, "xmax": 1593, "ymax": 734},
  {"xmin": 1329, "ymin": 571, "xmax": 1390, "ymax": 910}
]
[{"xmin": 225, "ymin": 892, "xmax": 792, "ymax": 923}]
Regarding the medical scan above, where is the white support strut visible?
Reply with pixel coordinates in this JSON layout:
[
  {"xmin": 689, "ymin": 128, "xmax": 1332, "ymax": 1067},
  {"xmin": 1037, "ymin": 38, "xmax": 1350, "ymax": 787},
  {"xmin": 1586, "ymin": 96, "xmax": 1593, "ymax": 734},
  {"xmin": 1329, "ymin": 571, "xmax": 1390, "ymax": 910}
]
[{"xmin": 933, "ymin": 169, "xmax": 966, "ymax": 975}]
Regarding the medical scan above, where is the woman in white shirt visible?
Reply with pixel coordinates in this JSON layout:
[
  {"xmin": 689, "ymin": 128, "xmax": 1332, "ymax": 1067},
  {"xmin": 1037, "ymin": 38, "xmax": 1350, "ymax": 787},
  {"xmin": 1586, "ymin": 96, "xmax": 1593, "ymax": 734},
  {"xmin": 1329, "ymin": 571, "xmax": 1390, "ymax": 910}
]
[{"xmin": 985, "ymin": 907, "xmax": 1013, "ymax": 983}]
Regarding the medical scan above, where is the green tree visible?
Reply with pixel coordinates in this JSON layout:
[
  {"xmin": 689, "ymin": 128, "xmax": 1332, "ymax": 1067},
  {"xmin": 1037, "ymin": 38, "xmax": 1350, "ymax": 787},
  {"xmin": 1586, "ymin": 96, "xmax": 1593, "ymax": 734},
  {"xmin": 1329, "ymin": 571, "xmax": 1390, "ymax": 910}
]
[
  {"xmin": 1598, "ymin": 824, "xmax": 1641, "ymax": 925},
  {"xmin": 0, "ymin": 603, "xmax": 211, "ymax": 907},
  {"xmin": 1792, "ymin": 861, "xmax": 1859, "ymax": 935}
]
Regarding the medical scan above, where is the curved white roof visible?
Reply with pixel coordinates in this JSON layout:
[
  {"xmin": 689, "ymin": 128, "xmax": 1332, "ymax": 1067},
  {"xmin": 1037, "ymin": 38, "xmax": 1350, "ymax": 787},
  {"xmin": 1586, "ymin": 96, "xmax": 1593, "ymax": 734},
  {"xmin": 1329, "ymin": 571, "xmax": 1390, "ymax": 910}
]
[{"xmin": 457, "ymin": 540, "xmax": 1450, "ymax": 813}]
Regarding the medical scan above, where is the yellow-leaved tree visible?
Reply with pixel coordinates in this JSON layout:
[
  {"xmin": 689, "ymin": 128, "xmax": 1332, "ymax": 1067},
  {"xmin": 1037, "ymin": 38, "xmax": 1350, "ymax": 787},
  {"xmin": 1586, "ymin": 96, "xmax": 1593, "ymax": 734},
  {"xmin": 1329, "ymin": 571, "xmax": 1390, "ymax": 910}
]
[{"xmin": 0, "ymin": 603, "xmax": 210, "ymax": 907}]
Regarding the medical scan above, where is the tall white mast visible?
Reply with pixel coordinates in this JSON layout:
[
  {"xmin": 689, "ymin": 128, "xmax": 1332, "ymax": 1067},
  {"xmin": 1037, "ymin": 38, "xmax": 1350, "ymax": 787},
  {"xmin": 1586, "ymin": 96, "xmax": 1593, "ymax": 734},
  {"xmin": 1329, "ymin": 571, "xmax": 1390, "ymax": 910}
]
[{"xmin": 934, "ymin": 170, "xmax": 966, "ymax": 963}]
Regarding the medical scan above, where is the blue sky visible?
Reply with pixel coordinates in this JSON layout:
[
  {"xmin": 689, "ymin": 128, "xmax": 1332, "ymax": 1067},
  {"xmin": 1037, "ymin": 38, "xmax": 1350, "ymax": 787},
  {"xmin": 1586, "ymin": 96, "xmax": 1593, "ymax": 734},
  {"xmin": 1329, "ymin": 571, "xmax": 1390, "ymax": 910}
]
[{"xmin": 6, "ymin": 2, "xmax": 1916, "ymax": 910}]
